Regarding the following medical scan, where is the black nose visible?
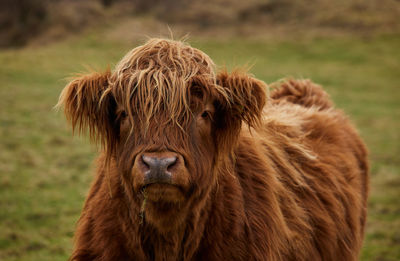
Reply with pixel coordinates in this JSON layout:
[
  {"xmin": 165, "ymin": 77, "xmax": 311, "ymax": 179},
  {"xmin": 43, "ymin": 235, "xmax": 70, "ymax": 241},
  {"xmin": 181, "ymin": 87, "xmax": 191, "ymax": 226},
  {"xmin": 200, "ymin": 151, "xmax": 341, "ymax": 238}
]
[{"xmin": 141, "ymin": 155, "xmax": 177, "ymax": 185}]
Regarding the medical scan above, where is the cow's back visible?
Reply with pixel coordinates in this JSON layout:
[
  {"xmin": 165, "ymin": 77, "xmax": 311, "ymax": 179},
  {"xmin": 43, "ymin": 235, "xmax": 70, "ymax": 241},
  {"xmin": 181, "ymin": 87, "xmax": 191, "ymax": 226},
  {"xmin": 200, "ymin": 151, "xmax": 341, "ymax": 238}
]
[{"xmin": 234, "ymin": 80, "xmax": 368, "ymax": 260}]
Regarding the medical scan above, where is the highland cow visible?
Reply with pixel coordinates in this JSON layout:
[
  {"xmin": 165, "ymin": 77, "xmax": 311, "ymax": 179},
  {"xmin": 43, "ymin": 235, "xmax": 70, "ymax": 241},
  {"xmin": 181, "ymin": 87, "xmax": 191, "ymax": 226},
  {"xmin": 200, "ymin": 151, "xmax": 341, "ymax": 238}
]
[{"xmin": 58, "ymin": 38, "xmax": 369, "ymax": 261}]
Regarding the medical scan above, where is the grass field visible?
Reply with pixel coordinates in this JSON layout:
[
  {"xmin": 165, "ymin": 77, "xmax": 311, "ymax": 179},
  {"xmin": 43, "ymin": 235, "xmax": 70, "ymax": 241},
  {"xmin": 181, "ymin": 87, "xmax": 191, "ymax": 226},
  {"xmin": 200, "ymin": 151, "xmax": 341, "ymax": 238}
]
[{"xmin": 0, "ymin": 32, "xmax": 399, "ymax": 260}]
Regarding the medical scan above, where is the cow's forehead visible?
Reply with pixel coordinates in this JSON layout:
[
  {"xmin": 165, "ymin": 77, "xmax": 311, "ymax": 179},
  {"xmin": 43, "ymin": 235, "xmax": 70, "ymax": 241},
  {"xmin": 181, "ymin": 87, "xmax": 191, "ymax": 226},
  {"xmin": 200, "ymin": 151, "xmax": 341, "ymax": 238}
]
[
  {"xmin": 112, "ymin": 38, "xmax": 216, "ymax": 80},
  {"xmin": 107, "ymin": 39, "xmax": 223, "ymax": 131}
]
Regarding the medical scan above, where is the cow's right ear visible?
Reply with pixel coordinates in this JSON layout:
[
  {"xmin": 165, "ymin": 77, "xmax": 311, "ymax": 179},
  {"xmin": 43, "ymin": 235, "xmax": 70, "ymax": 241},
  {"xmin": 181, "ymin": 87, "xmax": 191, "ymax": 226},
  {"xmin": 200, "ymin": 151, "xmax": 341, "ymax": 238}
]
[{"xmin": 57, "ymin": 70, "xmax": 117, "ymax": 147}]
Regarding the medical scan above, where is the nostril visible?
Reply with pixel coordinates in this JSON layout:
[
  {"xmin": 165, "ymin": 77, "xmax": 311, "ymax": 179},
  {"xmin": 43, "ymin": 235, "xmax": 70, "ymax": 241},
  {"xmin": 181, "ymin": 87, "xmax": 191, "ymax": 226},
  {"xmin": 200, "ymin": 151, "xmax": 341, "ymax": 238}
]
[
  {"xmin": 164, "ymin": 156, "xmax": 177, "ymax": 171},
  {"xmin": 141, "ymin": 155, "xmax": 152, "ymax": 170}
]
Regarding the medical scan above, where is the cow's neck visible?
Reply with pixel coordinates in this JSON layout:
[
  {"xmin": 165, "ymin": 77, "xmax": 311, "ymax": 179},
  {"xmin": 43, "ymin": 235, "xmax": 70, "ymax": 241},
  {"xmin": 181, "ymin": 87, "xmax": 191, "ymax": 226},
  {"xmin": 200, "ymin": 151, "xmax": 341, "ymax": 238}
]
[
  {"xmin": 141, "ymin": 225, "xmax": 186, "ymax": 261},
  {"xmin": 139, "ymin": 189, "xmax": 214, "ymax": 261}
]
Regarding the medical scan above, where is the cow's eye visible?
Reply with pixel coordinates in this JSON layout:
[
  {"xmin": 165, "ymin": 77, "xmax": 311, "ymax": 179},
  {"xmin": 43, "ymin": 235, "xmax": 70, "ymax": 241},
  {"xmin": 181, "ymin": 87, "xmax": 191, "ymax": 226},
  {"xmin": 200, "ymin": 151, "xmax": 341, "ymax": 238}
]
[
  {"xmin": 119, "ymin": 110, "xmax": 127, "ymax": 120},
  {"xmin": 200, "ymin": 110, "xmax": 212, "ymax": 121}
]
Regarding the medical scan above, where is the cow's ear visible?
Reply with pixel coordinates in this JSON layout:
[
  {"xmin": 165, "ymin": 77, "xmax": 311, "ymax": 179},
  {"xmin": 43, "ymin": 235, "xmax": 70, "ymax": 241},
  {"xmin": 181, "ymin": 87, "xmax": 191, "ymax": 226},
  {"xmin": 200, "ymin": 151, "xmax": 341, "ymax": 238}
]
[
  {"xmin": 214, "ymin": 70, "xmax": 267, "ymax": 154},
  {"xmin": 216, "ymin": 69, "xmax": 266, "ymax": 128},
  {"xmin": 57, "ymin": 69, "xmax": 117, "ymax": 148}
]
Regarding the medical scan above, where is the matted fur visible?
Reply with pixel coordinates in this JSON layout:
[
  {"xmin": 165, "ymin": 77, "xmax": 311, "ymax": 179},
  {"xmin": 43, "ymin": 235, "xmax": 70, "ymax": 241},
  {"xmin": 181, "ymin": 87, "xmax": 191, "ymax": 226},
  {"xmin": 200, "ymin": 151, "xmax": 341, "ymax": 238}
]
[{"xmin": 58, "ymin": 38, "xmax": 369, "ymax": 261}]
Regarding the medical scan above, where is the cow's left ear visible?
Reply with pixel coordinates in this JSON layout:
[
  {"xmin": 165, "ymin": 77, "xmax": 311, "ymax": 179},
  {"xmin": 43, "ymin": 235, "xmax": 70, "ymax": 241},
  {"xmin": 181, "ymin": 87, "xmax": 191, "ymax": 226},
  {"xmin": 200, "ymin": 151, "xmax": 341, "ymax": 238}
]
[
  {"xmin": 216, "ymin": 70, "xmax": 267, "ymax": 128},
  {"xmin": 214, "ymin": 70, "xmax": 267, "ymax": 155}
]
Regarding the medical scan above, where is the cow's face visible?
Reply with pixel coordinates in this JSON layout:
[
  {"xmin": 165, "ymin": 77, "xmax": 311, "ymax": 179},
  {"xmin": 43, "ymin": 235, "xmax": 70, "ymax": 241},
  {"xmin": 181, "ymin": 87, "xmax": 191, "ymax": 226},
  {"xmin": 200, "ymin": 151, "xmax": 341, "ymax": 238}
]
[{"xmin": 58, "ymin": 39, "xmax": 266, "ymax": 230}]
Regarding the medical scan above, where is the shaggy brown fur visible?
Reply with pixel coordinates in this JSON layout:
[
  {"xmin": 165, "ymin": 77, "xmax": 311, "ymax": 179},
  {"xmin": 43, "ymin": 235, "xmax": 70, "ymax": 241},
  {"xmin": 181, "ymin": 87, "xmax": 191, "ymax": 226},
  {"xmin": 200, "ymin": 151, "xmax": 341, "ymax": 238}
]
[{"xmin": 58, "ymin": 38, "xmax": 369, "ymax": 261}]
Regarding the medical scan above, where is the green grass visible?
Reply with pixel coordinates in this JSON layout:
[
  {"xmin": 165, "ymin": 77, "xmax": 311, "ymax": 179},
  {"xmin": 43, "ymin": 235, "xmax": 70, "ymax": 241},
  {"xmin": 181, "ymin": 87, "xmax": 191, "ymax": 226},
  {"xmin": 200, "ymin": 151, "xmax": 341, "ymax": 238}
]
[{"xmin": 0, "ymin": 33, "xmax": 399, "ymax": 260}]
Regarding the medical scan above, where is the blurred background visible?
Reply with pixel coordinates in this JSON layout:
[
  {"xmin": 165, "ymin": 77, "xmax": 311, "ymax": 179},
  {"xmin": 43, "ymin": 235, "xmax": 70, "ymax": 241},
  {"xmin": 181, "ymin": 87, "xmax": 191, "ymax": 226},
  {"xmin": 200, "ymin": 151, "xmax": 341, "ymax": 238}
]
[{"xmin": 0, "ymin": 0, "xmax": 399, "ymax": 260}]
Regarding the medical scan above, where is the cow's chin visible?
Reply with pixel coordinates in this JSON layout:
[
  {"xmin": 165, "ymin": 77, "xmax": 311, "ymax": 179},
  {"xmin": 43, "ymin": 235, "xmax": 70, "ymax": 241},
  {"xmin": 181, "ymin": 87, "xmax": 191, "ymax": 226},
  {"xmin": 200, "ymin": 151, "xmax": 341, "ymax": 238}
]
[
  {"xmin": 141, "ymin": 184, "xmax": 188, "ymax": 232},
  {"xmin": 142, "ymin": 183, "xmax": 185, "ymax": 203}
]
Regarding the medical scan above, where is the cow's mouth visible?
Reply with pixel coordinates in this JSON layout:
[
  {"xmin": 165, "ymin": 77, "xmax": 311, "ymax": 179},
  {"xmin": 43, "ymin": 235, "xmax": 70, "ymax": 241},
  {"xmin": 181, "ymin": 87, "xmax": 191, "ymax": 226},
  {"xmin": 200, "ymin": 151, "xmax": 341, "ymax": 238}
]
[{"xmin": 141, "ymin": 183, "xmax": 185, "ymax": 203}]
